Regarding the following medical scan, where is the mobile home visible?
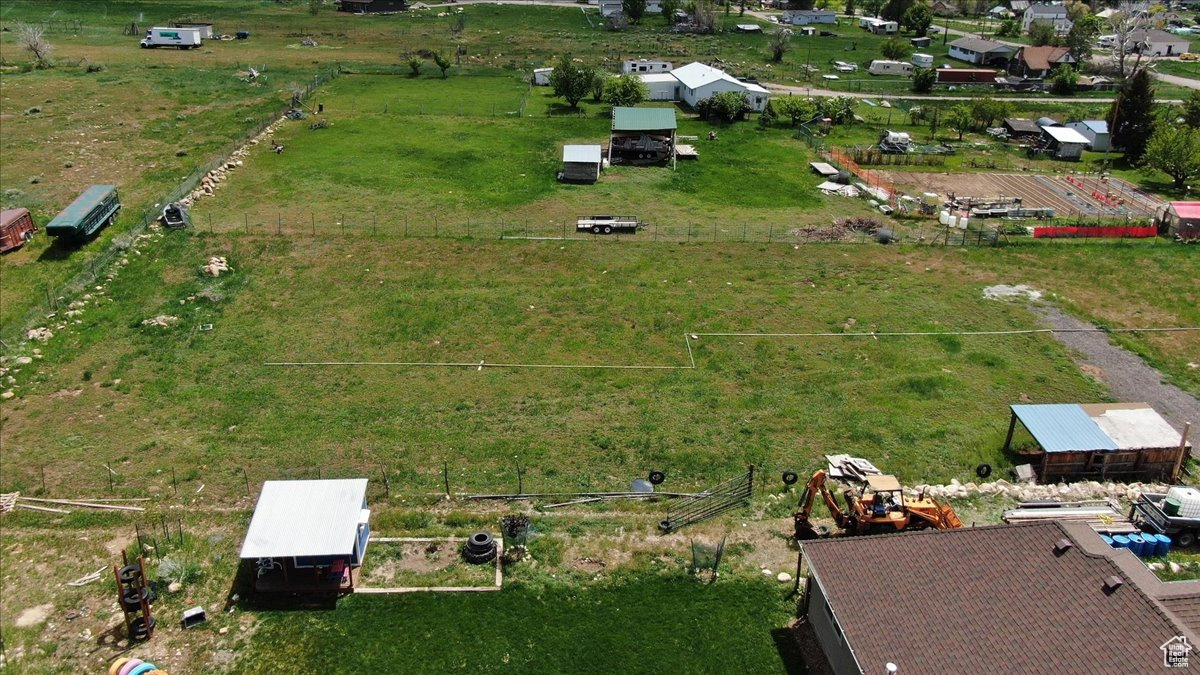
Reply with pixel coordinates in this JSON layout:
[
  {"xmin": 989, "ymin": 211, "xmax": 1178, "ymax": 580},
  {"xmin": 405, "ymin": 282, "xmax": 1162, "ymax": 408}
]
[{"xmin": 868, "ymin": 60, "xmax": 913, "ymax": 76}]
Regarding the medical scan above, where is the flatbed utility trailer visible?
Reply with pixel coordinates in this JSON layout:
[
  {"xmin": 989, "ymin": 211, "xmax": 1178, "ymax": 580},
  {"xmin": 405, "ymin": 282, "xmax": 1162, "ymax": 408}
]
[
  {"xmin": 45, "ymin": 185, "xmax": 120, "ymax": 242},
  {"xmin": 576, "ymin": 215, "xmax": 641, "ymax": 235},
  {"xmin": 1130, "ymin": 492, "xmax": 1200, "ymax": 547}
]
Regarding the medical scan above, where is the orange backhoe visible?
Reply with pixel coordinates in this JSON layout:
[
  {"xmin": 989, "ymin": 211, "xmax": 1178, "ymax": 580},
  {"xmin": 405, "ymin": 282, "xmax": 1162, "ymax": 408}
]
[{"xmin": 793, "ymin": 470, "xmax": 963, "ymax": 540}]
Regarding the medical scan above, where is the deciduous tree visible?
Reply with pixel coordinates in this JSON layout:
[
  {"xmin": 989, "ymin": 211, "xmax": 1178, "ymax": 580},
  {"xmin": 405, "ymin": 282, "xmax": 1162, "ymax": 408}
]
[
  {"xmin": 946, "ymin": 103, "xmax": 972, "ymax": 140},
  {"xmin": 902, "ymin": 1, "xmax": 933, "ymax": 37},
  {"xmin": 769, "ymin": 28, "xmax": 793, "ymax": 62},
  {"xmin": 1143, "ymin": 124, "xmax": 1200, "ymax": 189},
  {"xmin": 623, "ymin": 0, "xmax": 648, "ymax": 24},
  {"xmin": 17, "ymin": 25, "xmax": 53, "ymax": 69},
  {"xmin": 550, "ymin": 56, "xmax": 593, "ymax": 108},
  {"xmin": 604, "ymin": 73, "xmax": 648, "ymax": 106},
  {"xmin": 880, "ymin": 37, "xmax": 911, "ymax": 60},
  {"xmin": 1028, "ymin": 22, "xmax": 1056, "ymax": 46}
]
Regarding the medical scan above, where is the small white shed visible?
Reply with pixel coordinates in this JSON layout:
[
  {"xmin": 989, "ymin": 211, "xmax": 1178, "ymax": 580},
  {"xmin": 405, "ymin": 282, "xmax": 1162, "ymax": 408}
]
[
  {"xmin": 1040, "ymin": 125, "xmax": 1090, "ymax": 160},
  {"xmin": 560, "ymin": 145, "xmax": 603, "ymax": 183},
  {"xmin": 533, "ymin": 67, "xmax": 553, "ymax": 86}
]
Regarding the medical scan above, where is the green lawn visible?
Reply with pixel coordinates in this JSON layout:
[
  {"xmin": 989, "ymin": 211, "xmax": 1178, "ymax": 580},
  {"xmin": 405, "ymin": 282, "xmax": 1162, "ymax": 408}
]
[{"xmin": 238, "ymin": 577, "xmax": 796, "ymax": 673}]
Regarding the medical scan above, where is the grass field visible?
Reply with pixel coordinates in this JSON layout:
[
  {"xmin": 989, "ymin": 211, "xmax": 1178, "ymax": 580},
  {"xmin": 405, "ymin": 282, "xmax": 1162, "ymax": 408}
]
[{"xmin": 2, "ymin": 2, "xmax": 1199, "ymax": 673}]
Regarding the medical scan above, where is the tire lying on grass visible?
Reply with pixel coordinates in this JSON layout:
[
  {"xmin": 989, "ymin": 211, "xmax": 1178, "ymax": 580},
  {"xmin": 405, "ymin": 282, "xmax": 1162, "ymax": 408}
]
[{"xmin": 462, "ymin": 531, "xmax": 497, "ymax": 564}]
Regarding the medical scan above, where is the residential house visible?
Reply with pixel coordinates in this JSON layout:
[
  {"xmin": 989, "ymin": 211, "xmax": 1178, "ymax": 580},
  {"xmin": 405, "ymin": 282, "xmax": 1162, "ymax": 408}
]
[
  {"xmin": 1022, "ymin": 3, "xmax": 1073, "ymax": 34},
  {"xmin": 948, "ymin": 37, "xmax": 1017, "ymax": 65},
  {"xmin": 799, "ymin": 521, "xmax": 1200, "ymax": 674},
  {"xmin": 638, "ymin": 62, "xmax": 770, "ymax": 112},
  {"xmin": 1009, "ymin": 0, "xmax": 1031, "ymax": 12},
  {"xmin": 1077, "ymin": 74, "xmax": 1115, "ymax": 91},
  {"xmin": 1128, "ymin": 29, "xmax": 1192, "ymax": 56},
  {"xmin": 1066, "ymin": 120, "xmax": 1110, "ymax": 151},
  {"xmin": 240, "ymin": 479, "xmax": 371, "ymax": 594},
  {"xmin": 1012, "ymin": 45, "xmax": 1076, "ymax": 77},
  {"xmin": 989, "ymin": 5, "xmax": 1015, "ymax": 18},
  {"xmin": 783, "ymin": 9, "xmax": 837, "ymax": 25},
  {"xmin": 930, "ymin": 0, "xmax": 959, "ymax": 16}
]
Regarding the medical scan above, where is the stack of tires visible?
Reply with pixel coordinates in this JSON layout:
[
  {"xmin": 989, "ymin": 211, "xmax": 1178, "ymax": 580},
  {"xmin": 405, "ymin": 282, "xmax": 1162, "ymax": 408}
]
[
  {"xmin": 462, "ymin": 531, "xmax": 498, "ymax": 564},
  {"xmin": 109, "ymin": 657, "xmax": 168, "ymax": 675},
  {"xmin": 116, "ymin": 562, "xmax": 156, "ymax": 641}
]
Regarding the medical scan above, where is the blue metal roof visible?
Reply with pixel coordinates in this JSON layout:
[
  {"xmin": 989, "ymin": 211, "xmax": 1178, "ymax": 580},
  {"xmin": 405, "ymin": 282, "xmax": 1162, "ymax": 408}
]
[{"xmin": 1011, "ymin": 404, "xmax": 1118, "ymax": 453}]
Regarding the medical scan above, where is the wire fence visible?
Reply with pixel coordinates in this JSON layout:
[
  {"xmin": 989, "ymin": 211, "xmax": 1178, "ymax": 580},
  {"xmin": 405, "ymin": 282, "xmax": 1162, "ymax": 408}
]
[
  {"xmin": 188, "ymin": 209, "xmax": 1174, "ymax": 247},
  {"xmin": 1, "ymin": 67, "xmax": 342, "ymax": 347}
]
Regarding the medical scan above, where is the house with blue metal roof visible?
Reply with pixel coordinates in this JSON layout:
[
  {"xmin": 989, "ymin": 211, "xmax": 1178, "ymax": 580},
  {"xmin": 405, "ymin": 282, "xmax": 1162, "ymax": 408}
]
[{"xmin": 1003, "ymin": 402, "xmax": 1190, "ymax": 484}]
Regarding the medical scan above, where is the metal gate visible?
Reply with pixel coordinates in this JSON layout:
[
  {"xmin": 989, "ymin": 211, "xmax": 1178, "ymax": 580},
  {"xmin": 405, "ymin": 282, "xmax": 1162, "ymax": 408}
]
[{"xmin": 659, "ymin": 466, "xmax": 755, "ymax": 533}]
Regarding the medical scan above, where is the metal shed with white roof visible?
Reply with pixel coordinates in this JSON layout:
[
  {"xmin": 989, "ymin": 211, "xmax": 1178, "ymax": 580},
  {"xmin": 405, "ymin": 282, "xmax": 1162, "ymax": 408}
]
[{"xmin": 240, "ymin": 478, "xmax": 371, "ymax": 593}]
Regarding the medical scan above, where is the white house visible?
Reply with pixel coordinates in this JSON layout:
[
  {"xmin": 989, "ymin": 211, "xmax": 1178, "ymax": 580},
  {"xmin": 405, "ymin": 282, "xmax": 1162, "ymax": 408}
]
[
  {"xmin": 640, "ymin": 62, "xmax": 770, "ymax": 112},
  {"xmin": 1066, "ymin": 120, "xmax": 1111, "ymax": 152},
  {"xmin": 1128, "ymin": 29, "xmax": 1192, "ymax": 56},
  {"xmin": 1022, "ymin": 3, "xmax": 1072, "ymax": 34},
  {"xmin": 623, "ymin": 59, "xmax": 673, "ymax": 74},
  {"xmin": 949, "ymin": 37, "xmax": 1018, "ymax": 65},
  {"xmin": 989, "ymin": 5, "xmax": 1014, "ymax": 18},
  {"xmin": 784, "ymin": 9, "xmax": 837, "ymax": 25}
]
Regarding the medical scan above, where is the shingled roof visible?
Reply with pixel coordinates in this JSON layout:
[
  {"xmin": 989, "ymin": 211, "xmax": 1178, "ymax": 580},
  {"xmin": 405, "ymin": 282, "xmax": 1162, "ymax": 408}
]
[{"xmin": 802, "ymin": 521, "xmax": 1196, "ymax": 674}]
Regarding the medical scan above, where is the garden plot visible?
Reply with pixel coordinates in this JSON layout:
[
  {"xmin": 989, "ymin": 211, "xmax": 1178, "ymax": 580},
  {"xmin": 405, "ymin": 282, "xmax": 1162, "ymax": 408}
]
[{"xmin": 879, "ymin": 171, "xmax": 1164, "ymax": 219}]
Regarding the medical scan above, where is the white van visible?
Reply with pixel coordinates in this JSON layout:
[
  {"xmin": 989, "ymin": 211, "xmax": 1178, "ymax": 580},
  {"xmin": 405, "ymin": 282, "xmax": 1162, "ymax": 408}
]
[{"xmin": 868, "ymin": 60, "xmax": 914, "ymax": 76}]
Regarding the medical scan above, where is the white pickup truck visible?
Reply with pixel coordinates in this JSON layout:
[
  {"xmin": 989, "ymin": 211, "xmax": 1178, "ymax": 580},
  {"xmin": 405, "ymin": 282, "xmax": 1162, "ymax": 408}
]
[{"xmin": 141, "ymin": 27, "xmax": 202, "ymax": 49}]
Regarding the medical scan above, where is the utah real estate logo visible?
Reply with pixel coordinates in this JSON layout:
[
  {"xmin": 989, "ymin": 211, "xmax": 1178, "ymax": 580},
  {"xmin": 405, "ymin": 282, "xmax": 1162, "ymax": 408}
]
[{"xmin": 1163, "ymin": 636, "xmax": 1192, "ymax": 668}]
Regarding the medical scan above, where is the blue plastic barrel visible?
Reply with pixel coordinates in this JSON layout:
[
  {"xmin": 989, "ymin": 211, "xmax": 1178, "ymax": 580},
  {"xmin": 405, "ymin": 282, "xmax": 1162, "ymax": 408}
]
[
  {"xmin": 1101, "ymin": 535, "xmax": 1114, "ymax": 547},
  {"xmin": 1128, "ymin": 534, "xmax": 1146, "ymax": 557},
  {"xmin": 1112, "ymin": 535, "xmax": 1130, "ymax": 548},
  {"xmin": 1154, "ymin": 533, "xmax": 1172, "ymax": 557}
]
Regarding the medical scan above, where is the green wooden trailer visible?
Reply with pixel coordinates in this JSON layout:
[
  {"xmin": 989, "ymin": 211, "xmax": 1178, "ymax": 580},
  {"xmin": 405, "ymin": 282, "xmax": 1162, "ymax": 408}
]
[{"xmin": 45, "ymin": 185, "xmax": 120, "ymax": 241}]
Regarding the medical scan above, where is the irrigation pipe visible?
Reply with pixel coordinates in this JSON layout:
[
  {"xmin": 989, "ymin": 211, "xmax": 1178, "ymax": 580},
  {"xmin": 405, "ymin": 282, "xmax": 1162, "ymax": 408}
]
[{"xmin": 265, "ymin": 327, "xmax": 1199, "ymax": 372}]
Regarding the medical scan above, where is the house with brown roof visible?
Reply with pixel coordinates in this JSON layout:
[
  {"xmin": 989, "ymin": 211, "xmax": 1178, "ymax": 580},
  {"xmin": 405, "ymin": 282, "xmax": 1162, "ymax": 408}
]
[
  {"xmin": 799, "ymin": 521, "xmax": 1200, "ymax": 674},
  {"xmin": 1012, "ymin": 45, "xmax": 1076, "ymax": 78}
]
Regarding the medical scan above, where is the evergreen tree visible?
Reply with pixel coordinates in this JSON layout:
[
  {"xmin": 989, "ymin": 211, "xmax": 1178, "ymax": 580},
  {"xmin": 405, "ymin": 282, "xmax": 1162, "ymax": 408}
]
[{"xmin": 1107, "ymin": 68, "xmax": 1156, "ymax": 164}]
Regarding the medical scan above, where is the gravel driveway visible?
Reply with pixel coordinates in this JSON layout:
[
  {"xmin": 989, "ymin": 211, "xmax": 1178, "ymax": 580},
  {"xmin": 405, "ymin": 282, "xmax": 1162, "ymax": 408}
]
[{"xmin": 1033, "ymin": 306, "xmax": 1200, "ymax": 441}]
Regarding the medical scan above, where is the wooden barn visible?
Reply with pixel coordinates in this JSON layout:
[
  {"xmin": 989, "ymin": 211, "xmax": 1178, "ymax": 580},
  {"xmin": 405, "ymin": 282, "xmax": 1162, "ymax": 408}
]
[
  {"xmin": 0, "ymin": 208, "xmax": 37, "ymax": 253},
  {"xmin": 1003, "ymin": 403, "xmax": 1191, "ymax": 484},
  {"xmin": 609, "ymin": 106, "xmax": 676, "ymax": 168},
  {"xmin": 239, "ymin": 479, "xmax": 371, "ymax": 594},
  {"xmin": 559, "ymin": 145, "xmax": 602, "ymax": 183}
]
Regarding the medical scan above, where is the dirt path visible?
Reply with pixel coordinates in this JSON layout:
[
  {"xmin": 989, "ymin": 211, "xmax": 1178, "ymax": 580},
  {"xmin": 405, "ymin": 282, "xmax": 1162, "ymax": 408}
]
[{"xmin": 1034, "ymin": 306, "xmax": 1200, "ymax": 439}]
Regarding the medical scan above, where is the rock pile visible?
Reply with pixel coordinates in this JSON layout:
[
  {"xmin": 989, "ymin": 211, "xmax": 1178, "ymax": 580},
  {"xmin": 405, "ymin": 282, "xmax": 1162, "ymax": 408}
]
[
  {"xmin": 202, "ymin": 256, "xmax": 231, "ymax": 277},
  {"xmin": 141, "ymin": 315, "xmax": 179, "ymax": 328},
  {"xmin": 912, "ymin": 478, "xmax": 1167, "ymax": 503},
  {"xmin": 25, "ymin": 328, "xmax": 53, "ymax": 343},
  {"xmin": 180, "ymin": 114, "xmax": 288, "ymax": 209}
]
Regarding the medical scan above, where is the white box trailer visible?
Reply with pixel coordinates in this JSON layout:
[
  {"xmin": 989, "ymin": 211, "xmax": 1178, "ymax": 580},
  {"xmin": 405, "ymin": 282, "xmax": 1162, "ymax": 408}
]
[
  {"xmin": 141, "ymin": 27, "xmax": 202, "ymax": 49},
  {"xmin": 533, "ymin": 67, "xmax": 553, "ymax": 86},
  {"xmin": 911, "ymin": 53, "xmax": 934, "ymax": 68},
  {"xmin": 868, "ymin": 60, "xmax": 913, "ymax": 76}
]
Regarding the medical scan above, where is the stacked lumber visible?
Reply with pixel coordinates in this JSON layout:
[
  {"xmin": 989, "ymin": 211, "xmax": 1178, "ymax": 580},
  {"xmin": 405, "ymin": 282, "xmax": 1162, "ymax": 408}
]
[
  {"xmin": 826, "ymin": 455, "xmax": 882, "ymax": 482},
  {"xmin": 1002, "ymin": 499, "xmax": 1140, "ymax": 534},
  {"xmin": 0, "ymin": 492, "xmax": 147, "ymax": 515}
]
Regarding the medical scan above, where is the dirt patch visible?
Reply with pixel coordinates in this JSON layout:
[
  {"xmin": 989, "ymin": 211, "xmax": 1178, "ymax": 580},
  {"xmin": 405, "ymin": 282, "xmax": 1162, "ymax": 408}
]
[
  {"xmin": 572, "ymin": 557, "xmax": 606, "ymax": 573},
  {"xmin": 1034, "ymin": 306, "xmax": 1200, "ymax": 438},
  {"xmin": 50, "ymin": 389, "xmax": 83, "ymax": 399},
  {"xmin": 367, "ymin": 542, "xmax": 455, "ymax": 581},
  {"xmin": 15, "ymin": 603, "xmax": 53, "ymax": 628}
]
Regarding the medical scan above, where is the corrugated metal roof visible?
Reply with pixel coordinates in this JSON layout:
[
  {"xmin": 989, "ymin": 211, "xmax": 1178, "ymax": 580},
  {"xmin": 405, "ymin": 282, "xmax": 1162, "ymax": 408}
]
[
  {"xmin": 1042, "ymin": 126, "xmax": 1090, "ymax": 145},
  {"xmin": 611, "ymin": 106, "xmax": 676, "ymax": 131},
  {"xmin": 562, "ymin": 144, "xmax": 601, "ymax": 163},
  {"xmin": 1011, "ymin": 404, "xmax": 1118, "ymax": 453},
  {"xmin": 46, "ymin": 185, "xmax": 117, "ymax": 229},
  {"xmin": 239, "ymin": 479, "xmax": 368, "ymax": 558}
]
